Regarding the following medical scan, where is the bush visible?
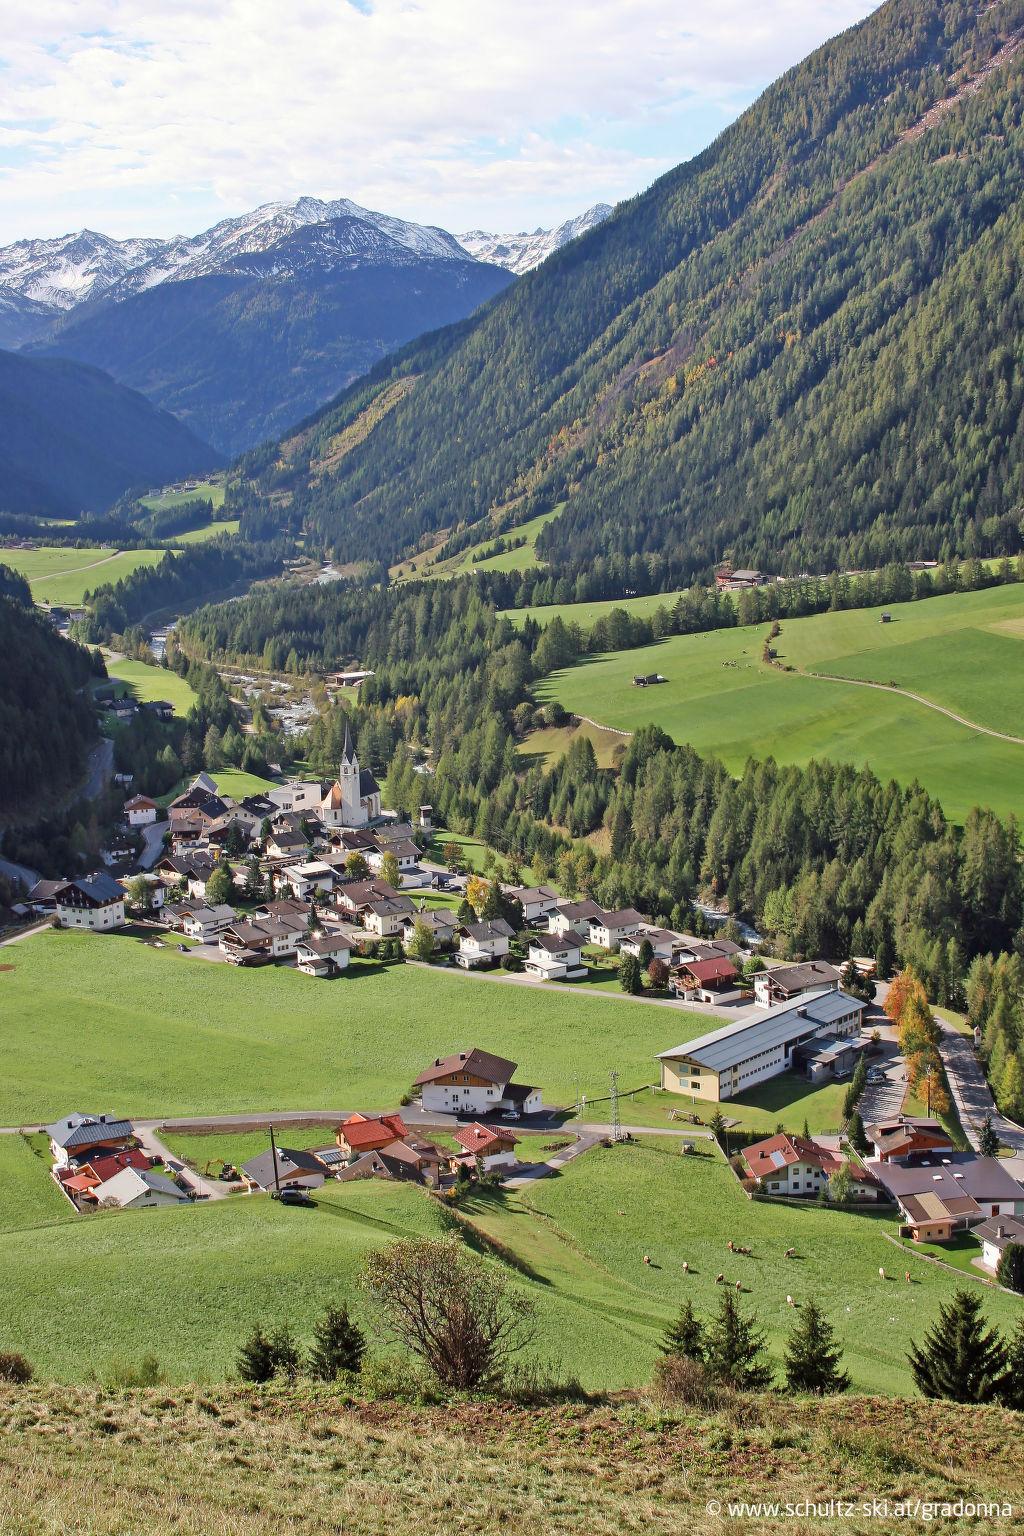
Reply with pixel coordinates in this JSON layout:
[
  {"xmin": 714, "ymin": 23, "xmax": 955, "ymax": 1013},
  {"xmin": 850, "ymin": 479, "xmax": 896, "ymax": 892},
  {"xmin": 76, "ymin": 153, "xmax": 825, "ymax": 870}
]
[
  {"xmin": 652, "ymin": 1354, "xmax": 730, "ymax": 1412},
  {"xmin": 102, "ymin": 1353, "xmax": 165, "ymax": 1388},
  {"xmin": 358, "ymin": 1354, "xmax": 442, "ymax": 1404},
  {"xmin": 0, "ymin": 1351, "xmax": 33, "ymax": 1384}
]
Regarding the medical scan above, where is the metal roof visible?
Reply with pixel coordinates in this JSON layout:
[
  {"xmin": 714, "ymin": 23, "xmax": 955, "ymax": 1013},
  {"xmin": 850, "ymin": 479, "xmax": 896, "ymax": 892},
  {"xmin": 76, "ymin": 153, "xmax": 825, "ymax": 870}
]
[{"xmin": 658, "ymin": 989, "xmax": 864, "ymax": 1074}]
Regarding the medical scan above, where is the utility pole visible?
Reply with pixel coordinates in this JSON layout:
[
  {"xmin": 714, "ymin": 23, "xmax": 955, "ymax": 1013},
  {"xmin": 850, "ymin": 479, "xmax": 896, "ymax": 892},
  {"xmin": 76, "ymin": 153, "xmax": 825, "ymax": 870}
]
[
  {"xmin": 269, "ymin": 1123, "xmax": 281, "ymax": 1194},
  {"xmin": 609, "ymin": 1070, "xmax": 622, "ymax": 1143}
]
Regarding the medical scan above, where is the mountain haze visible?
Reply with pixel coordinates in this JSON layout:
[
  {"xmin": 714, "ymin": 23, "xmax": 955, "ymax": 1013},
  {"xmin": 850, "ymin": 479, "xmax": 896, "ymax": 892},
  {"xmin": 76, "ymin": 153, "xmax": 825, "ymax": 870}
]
[{"xmin": 238, "ymin": 0, "xmax": 1024, "ymax": 590}]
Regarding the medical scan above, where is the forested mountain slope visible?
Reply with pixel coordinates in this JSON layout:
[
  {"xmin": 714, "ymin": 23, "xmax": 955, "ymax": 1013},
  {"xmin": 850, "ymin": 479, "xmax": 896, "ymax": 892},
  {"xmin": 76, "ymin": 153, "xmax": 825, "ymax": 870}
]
[
  {"xmin": 237, "ymin": 0, "xmax": 1024, "ymax": 592},
  {"xmin": 0, "ymin": 349, "xmax": 221, "ymax": 517}
]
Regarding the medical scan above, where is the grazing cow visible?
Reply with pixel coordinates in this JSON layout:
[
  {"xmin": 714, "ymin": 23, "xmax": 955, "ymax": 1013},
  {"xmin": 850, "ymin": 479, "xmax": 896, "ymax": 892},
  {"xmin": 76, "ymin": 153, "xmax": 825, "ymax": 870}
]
[
  {"xmin": 879, "ymin": 1267, "xmax": 886, "ymax": 1281},
  {"xmin": 784, "ymin": 1247, "xmax": 795, "ymax": 1259},
  {"xmin": 643, "ymin": 1254, "xmax": 650, "ymax": 1266},
  {"xmin": 905, "ymin": 1271, "xmax": 912, "ymax": 1284},
  {"xmin": 786, "ymin": 1295, "xmax": 794, "ymax": 1306},
  {"xmin": 716, "ymin": 1273, "xmax": 725, "ymax": 1284},
  {"xmin": 735, "ymin": 1280, "xmax": 743, "ymax": 1291},
  {"xmin": 682, "ymin": 1260, "xmax": 689, "ymax": 1273},
  {"xmin": 727, "ymin": 1240, "xmax": 735, "ymax": 1252}
]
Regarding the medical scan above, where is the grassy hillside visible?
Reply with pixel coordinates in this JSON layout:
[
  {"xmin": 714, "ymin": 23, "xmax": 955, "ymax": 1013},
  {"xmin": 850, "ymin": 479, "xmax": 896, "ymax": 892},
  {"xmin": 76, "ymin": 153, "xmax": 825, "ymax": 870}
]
[
  {"xmin": 540, "ymin": 584, "xmax": 1024, "ymax": 824},
  {"xmin": 396, "ymin": 507, "xmax": 563, "ymax": 583},
  {"xmin": 139, "ymin": 478, "xmax": 226, "ymax": 512},
  {"xmin": 236, "ymin": 0, "xmax": 1024, "ymax": 589},
  {"xmin": 104, "ymin": 656, "xmax": 198, "ymax": 714},
  {"xmin": 2, "ymin": 545, "xmax": 169, "ymax": 606},
  {"xmin": 4, "ymin": 1385, "xmax": 1022, "ymax": 1536}
]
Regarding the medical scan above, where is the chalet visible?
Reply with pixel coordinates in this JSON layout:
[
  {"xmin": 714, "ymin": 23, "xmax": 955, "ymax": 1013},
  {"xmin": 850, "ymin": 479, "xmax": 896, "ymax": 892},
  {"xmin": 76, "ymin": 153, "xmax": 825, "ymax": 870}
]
[
  {"xmin": 400, "ymin": 908, "xmax": 459, "ymax": 950},
  {"xmin": 124, "ymin": 794, "xmax": 158, "ymax": 826},
  {"xmin": 365, "ymin": 837, "xmax": 420, "ymax": 876},
  {"xmin": 44, "ymin": 873, "xmax": 126, "ymax": 931},
  {"xmin": 241, "ymin": 1146, "xmax": 327, "ymax": 1192},
  {"xmin": 452, "ymin": 1122, "xmax": 519, "ymax": 1172},
  {"xmin": 46, "ymin": 1113, "xmax": 135, "ymax": 1169},
  {"xmin": 754, "ymin": 960, "xmax": 842, "ymax": 1007},
  {"xmin": 865, "ymin": 1115, "xmax": 954, "ymax": 1164},
  {"xmin": 334, "ymin": 878, "xmax": 404, "ymax": 915},
  {"xmin": 295, "ymin": 933, "xmax": 350, "ymax": 977},
  {"xmin": 155, "ymin": 852, "xmax": 217, "ymax": 898},
  {"xmin": 871, "ymin": 1155, "xmax": 1024, "ymax": 1243},
  {"xmin": 658, "ymin": 989, "xmax": 867, "ymax": 1101},
  {"xmin": 975, "ymin": 1215, "xmax": 1024, "ymax": 1273},
  {"xmin": 588, "ymin": 908, "xmax": 647, "ymax": 952},
  {"xmin": 324, "ymin": 669, "xmax": 375, "ymax": 689},
  {"xmin": 619, "ymin": 927, "xmax": 681, "ymax": 963},
  {"xmin": 672, "ymin": 954, "xmax": 740, "ymax": 1000},
  {"xmin": 715, "ymin": 567, "xmax": 766, "ymax": 591},
  {"xmin": 145, "ymin": 700, "xmax": 175, "ymax": 722},
  {"xmin": 332, "ymin": 1137, "xmax": 445, "ymax": 1188},
  {"xmin": 549, "ymin": 899, "xmax": 603, "ymax": 936},
  {"xmin": 219, "ymin": 913, "xmax": 306, "ymax": 963},
  {"xmin": 93, "ymin": 1167, "xmax": 190, "ymax": 1209},
  {"xmin": 525, "ymin": 930, "xmax": 587, "ymax": 981},
  {"xmin": 455, "ymin": 918, "xmax": 514, "ymax": 968},
  {"xmin": 181, "ymin": 904, "xmax": 236, "ymax": 941},
  {"xmin": 335, "ymin": 1112, "xmax": 410, "ymax": 1160},
  {"xmin": 276, "ymin": 860, "xmax": 336, "ymax": 900},
  {"xmin": 740, "ymin": 1133, "xmax": 882, "ymax": 1201},
  {"xmin": 362, "ymin": 896, "xmax": 416, "ymax": 938},
  {"xmin": 414, "ymin": 1048, "xmax": 542, "ymax": 1117},
  {"xmin": 265, "ymin": 829, "xmax": 309, "ymax": 860},
  {"xmin": 506, "ymin": 884, "xmax": 561, "ymax": 924}
]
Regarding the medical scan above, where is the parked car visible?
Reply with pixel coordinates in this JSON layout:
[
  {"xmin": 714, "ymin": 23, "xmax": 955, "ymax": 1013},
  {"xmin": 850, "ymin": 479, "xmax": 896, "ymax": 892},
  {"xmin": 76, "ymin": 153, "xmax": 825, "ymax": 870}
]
[
  {"xmin": 867, "ymin": 1067, "xmax": 887, "ymax": 1084},
  {"xmin": 270, "ymin": 1188, "xmax": 316, "ymax": 1207}
]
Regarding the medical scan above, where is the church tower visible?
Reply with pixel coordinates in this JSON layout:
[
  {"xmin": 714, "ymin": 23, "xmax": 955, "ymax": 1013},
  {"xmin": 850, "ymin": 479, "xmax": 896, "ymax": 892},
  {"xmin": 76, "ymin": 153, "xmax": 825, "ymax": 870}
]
[{"xmin": 339, "ymin": 722, "xmax": 361, "ymax": 822}]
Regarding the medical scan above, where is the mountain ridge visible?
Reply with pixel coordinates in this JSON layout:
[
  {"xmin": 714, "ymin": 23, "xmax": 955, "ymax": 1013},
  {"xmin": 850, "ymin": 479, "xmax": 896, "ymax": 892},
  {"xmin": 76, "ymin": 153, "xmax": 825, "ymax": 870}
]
[{"xmin": 457, "ymin": 204, "xmax": 613, "ymax": 272}]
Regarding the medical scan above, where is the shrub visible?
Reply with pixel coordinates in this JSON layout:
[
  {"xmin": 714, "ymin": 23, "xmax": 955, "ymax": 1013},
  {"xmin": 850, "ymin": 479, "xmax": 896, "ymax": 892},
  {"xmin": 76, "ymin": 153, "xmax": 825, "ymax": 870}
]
[
  {"xmin": 652, "ymin": 1354, "xmax": 730, "ymax": 1412},
  {"xmin": 103, "ymin": 1353, "xmax": 165, "ymax": 1388},
  {"xmin": 0, "ymin": 1351, "xmax": 33, "ymax": 1384}
]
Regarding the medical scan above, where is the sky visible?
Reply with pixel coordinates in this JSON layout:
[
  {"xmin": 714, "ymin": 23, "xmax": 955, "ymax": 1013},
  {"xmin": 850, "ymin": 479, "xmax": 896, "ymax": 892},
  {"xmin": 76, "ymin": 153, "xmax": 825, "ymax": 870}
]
[{"xmin": 0, "ymin": 0, "xmax": 879, "ymax": 245}]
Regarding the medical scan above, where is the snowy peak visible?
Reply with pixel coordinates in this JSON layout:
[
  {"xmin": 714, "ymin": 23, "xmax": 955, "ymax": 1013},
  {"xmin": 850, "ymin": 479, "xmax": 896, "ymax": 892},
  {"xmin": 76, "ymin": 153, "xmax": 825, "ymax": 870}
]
[
  {"xmin": 0, "ymin": 229, "xmax": 164, "ymax": 310},
  {"xmin": 458, "ymin": 204, "xmax": 613, "ymax": 274}
]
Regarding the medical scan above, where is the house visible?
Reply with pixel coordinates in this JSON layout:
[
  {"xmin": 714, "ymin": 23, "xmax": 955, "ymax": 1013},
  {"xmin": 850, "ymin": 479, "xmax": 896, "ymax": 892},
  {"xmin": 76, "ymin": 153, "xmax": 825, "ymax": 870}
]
[
  {"xmin": 548, "ymin": 899, "xmax": 603, "ymax": 937},
  {"xmin": 335, "ymin": 1112, "xmax": 410, "ymax": 1159},
  {"xmin": 588, "ymin": 908, "xmax": 648, "ymax": 951},
  {"xmin": 864, "ymin": 1116, "xmax": 955, "ymax": 1164},
  {"xmin": 334, "ymin": 879, "xmax": 404, "ymax": 916},
  {"xmin": 455, "ymin": 918, "xmax": 514, "ymax": 968},
  {"xmin": 277, "ymin": 860, "xmax": 337, "ymax": 901},
  {"xmin": 295, "ymin": 933, "xmax": 350, "ymax": 977},
  {"xmin": 42, "ymin": 873, "xmax": 127, "ymax": 931},
  {"xmin": 266, "ymin": 781, "xmax": 324, "ymax": 814},
  {"xmin": 871, "ymin": 1154, "xmax": 1024, "ymax": 1243},
  {"xmin": 740, "ymin": 1133, "xmax": 882, "ymax": 1200},
  {"xmin": 673, "ymin": 954, "xmax": 740, "ymax": 1000},
  {"xmin": 93, "ymin": 1167, "xmax": 190, "ymax": 1209},
  {"xmin": 525, "ymin": 931, "xmax": 587, "ymax": 980},
  {"xmin": 265, "ymin": 830, "xmax": 309, "ymax": 861},
  {"xmin": 219, "ymin": 913, "xmax": 306, "ymax": 964},
  {"xmin": 452, "ymin": 1122, "xmax": 519, "ymax": 1172},
  {"xmin": 974, "ymin": 1215, "xmax": 1024, "ymax": 1273},
  {"xmin": 754, "ymin": 960, "xmax": 841, "ymax": 1008},
  {"xmin": 362, "ymin": 897, "xmax": 416, "ymax": 938},
  {"xmin": 414, "ymin": 1047, "xmax": 543, "ymax": 1117},
  {"xmin": 145, "ymin": 700, "xmax": 175, "ymax": 722},
  {"xmin": 400, "ymin": 908, "xmax": 459, "ymax": 951},
  {"xmin": 331, "ymin": 1137, "xmax": 445, "ymax": 1187},
  {"xmin": 619, "ymin": 927, "xmax": 681, "ymax": 963},
  {"xmin": 715, "ymin": 567, "xmax": 766, "ymax": 591},
  {"xmin": 181, "ymin": 904, "xmax": 236, "ymax": 941},
  {"xmin": 240, "ymin": 1146, "xmax": 328, "ymax": 1192},
  {"xmin": 658, "ymin": 989, "xmax": 867, "ymax": 1101},
  {"xmin": 319, "ymin": 725, "xmax": 381, "ymax": 829},
  {"xmin": 46, "ymin": 1113, "xmax": 135, "ymax": 1169},
  {"xmin": 324, "ymin": 669, "xmax": 375, "ymax": 690},
  {"xmin": 124, "ymin": 794, "xmax": 158, "ymax": 826},
  {"xmin": 506, "ymin": 884, "xmax": 560, "ymax": 924}
]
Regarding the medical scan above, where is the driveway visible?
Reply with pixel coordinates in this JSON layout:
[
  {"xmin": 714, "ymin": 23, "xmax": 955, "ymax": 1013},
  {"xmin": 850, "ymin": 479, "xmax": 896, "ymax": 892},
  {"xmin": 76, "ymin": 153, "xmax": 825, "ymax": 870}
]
[
  {"xmin": 937, "ymin": 1020, "xmax": 1024, "ymax": 1179},
  {"xmin": 134, "ymin": 821, "xmax": 168, "ymax": 871},
  {"xmin": 855, "ymin": 1020, "xmax": 906, "ymax": 1126},
  {"xmin": 133, "ymin": 1123, "xmax": 232, "ymax": 1201}
]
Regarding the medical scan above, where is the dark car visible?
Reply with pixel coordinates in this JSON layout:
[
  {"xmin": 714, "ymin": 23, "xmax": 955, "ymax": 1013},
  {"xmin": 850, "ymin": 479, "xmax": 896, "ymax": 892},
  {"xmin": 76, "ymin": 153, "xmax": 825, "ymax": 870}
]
[{"xmin": 270, "ymin": 1187, "xmax": 316, "ymax": 1207}]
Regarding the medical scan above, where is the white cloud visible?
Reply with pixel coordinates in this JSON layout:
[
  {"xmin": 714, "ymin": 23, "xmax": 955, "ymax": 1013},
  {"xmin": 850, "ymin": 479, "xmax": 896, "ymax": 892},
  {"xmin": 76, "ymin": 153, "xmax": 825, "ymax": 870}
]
[{"xmin": 0, "ymin": 0, "xmax": 878, "ymax": 240}]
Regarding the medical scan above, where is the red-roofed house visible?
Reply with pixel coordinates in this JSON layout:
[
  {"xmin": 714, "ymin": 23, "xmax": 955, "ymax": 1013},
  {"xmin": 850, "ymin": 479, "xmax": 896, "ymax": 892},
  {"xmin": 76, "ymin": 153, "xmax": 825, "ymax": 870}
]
[
  {"xmin": 740, "ymin": 1133, "xmax": 882, "ymax": 1201},
  {"xmin": 335, "ymin": 1112, "xmax": 410, "ymax": 1159},
  {"xmin": 673, "ymin": 954, "xmax": 739, "ymax": 1000},
  {"xmin": 452, "ymin": 1122, "xmax": 519, "ymax": 1172}
]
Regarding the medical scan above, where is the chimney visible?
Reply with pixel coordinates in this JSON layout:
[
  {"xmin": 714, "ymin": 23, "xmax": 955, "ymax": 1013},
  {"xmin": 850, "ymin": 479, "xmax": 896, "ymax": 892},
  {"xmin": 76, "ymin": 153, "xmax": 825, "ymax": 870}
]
[{"xmin": 997, "ymin": 1225, "xmax": 1005, "ymax": 1239}]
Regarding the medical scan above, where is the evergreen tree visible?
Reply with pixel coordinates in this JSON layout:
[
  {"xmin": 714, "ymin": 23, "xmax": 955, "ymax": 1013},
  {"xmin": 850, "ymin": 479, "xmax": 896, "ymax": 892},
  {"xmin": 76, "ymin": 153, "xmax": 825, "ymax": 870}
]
[
  {"xmin": 243, "ymin": 856, "xmax": 265, "ymax": 902},
  {"xmin": 999, "ymin": 1320, "xmax": 1024, "ymax": 1411},
  {"xmin": 237, "ymin": 1326, "xmax": 276, "ymax": 1384},
  {"xmin": 708, "ymin": 1110, "xmax": 727, "ymax": 1148},
  {"xmin": 846, "ymin": 1110, "xmax": 869, "ymax": 1156},
  {"xmin": 907, "ymin": 1290, "xmax": 1007, "ymax": 1403},
  {"xmin": 978, "ymin": 1114, "xmax": 999, "ymax": 1159},
  {"xmin": 307, "ymin": 1303, "xmax": 367, "ymax": 1380},
  {"xmin": 784, "ymin": 1301, "xmax": 850, "ymax": 1396},
  {"xmin": 619, "ymin": 953, "xmax": 643, "ymax": 995},
  {"xmin": 704, "ymin": 1292, "xmax": 773, "ymax": 1391},
  {"xmin": 662, "ymin": 1300, "xmax": 705, "ymax": 1361},
  {"xmin": 268, "ymin": 1323, "xmax": 301, "ymax": 1383},
  {"xmin": 996, "ymin": 1242, "xmax": 1024, "ymax": 1297}
]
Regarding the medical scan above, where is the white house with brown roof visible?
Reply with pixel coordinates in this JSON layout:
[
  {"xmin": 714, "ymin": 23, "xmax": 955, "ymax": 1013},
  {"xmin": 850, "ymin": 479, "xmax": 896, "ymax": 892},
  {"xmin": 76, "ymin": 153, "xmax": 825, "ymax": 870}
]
[
  {"xmin": 588, "ymin": 908, "xmax": 647, "ymax": 951},
  {"xmin": 740, "ymin": 1133, "xmax": 882, "ymax": 1200},
  {"xmin": 124, "ymin": 794, "xmax": 157, "ymax": 826},
  {"xmin": 548, "ymin": 899, "xmax": 603, "ymax": 937},
  {"xmin": 974, "ymin": 1214, "xmax": 1024, "ymax": 1273},
  {"xmin": 452, "ymin": 1122, "xmax": 519, "ymax": 1172},
  {"xmin": 181, "ymin": 904, "xmax": 237, "ymax": 941},
  {"xmin": 455, "ymin": 919, "xmax": 514, "ymax": 968},
  {"xmin": 506, "ymin": 884, "xmax": 560, "ymax": 924},
  {"xmin": 525, "ymin": 931, "xmax": 586, "ymax": 980},
  {"xmin": 754, "ymin": 960, "xmax": 841, "ymax": 1007},
  {"xmin": 414, "ymin": 1048, "xmax": 542, "ymax": 1116},
  {"xmin": 296, "ymin": 933, "xmax": 351, "ymax": 977}
]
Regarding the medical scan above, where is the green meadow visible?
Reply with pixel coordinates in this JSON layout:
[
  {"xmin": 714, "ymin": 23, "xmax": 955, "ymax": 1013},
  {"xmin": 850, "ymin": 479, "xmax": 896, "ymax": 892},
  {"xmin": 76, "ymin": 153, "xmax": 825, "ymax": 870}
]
[
  {"xmin": 170, "ymin": 518, "xmax": 240, "ymax": 543},
  {"xmin": 139, "ymin": 478, "xmax": 226, "ymax": 512},
  {"xmin": 104, "ymin": 656, "xmax": 198, "ymax": 714},
  {"xmin": 398, "ymin": 507, "xmax": 563, "ymax": 583},
  {"xmin": 539, "ymin": 584, "xmax": 1024, "ymax": 823},
  {"xmin": 156, "ymin": 767, "xmax": 279, "ymax": 805},
  {"xmin": 3, "ymin": 545, "xmax": 169, "ymax": 606}
]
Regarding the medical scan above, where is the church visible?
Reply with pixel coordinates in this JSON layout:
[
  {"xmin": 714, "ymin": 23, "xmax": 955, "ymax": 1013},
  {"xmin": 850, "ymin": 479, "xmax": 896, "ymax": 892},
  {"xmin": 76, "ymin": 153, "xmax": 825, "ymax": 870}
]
[{"xmin": 319, "ymin": 724, "xmax": 382, "ymax": 830}]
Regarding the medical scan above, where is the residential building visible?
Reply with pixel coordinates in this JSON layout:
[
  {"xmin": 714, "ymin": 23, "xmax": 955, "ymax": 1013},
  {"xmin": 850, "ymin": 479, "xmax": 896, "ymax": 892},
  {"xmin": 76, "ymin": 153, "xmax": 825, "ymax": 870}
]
[
  {"xmin": 266, "ymin": 781, "xmax": 324, "ymax": 814},
  {"xmin": 506, "ymin": 884, "xmax": 560, "ymax": 924},
  {"xmin": 619, "ymin": 927, "xmax": 681, "ymax": 963},
  {"xmin": 524, "ymin": 931, "xmax": 587, "ymax": 980},
  {"xmin": 124, "ymin": 794, "xmax": 158, "ymax": 826},
  {"xmin": 658, "ymin": 989, "xmax": 867, "ymax": 1101},
  {"xmin": 452, "ymin": 1122, "xmax": 519, "ymax": 1172},
  {"xmin": 548, "ymin": 899, "xmax": 603, "ymax": 937},
  {"xmin": 319, "ymin": 725, "xmax": 381, "ymax": 829},
  {"xmin": 400, "ymin": 908, "xmax": 458, "ymax": 951},
  {"xmin": 93, "ymin": 1167, "xmax": 190, "ymax": 1209},
  {"xmin": 754, "ymin": 960, "xmax": 842, "ymax": 1008},
  {"xmin": 240, "ymin": 1146, "xmax": 328, "ymax": 1192},
  {"xmin": 38, "ymin": 873, "xmax": 127, "ymax": 931},
  {"xmin": 181, "ymin": 904, "xmax": 236, "ymax": 941},
  {"xmin": 276, "ymin": 860, "xmax": 337, "ymax": 901},
  {"xmin": 455, "ymin": 918, "xmax": 514, "ymax": 968},
  {"xmin": 46, "ymin": 1113, "xmax": 135, "ymax": 1169},
  {"xmin": 740, "ymin": 1133, "xmax": 882, "ymax": 1200},
  {"xmin": 414, "ymin": 1047, "xmax": 542, "ymax": 1116},
  {"xmin": 295, "ymin": 933, "xmax": 350, "ymax": 977},
  {"xmin": 673, "ymin": 954, "xmax": 740, "ymax": 1000},
  {"xmin": 588, "ymin": 908, "xmax": 648, "ymax": 951},
  {"xmin": 332, "ymin": 1137, "xmax": 445, "ymax": 1187},
  {"xmin": 865, "ymin": 1116, "xmax": 955, "ymax": 1163},
  {"xmin": 974, "ymin": 1215, "xmax": 1024, "ymax": 1273},
  {"xmin": 871, "ymin": 1154, "xmax": 1024, "ymax": 1243},
  {"xmin": 335, "ymin": 1113, "xmax": 410, "ymax": 1160},
  {"xmin": 362, "ymin": 897, "xmax": 416, "ymax": 938}
]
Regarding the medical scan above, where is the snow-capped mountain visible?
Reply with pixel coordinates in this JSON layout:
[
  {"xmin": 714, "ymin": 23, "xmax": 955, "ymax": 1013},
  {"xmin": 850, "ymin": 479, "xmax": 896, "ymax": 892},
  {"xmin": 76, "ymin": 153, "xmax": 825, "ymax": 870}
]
[
  {"xmin": 0, "ymin": 284, "xmax": 59, "ymax": 349},
  {"xmin": 458, "ymin": 204, "xmax": 613, "ymax": 274},
  {"xmin": 0, "ymin": 230, "xmax": 165, "ymax": 311}
]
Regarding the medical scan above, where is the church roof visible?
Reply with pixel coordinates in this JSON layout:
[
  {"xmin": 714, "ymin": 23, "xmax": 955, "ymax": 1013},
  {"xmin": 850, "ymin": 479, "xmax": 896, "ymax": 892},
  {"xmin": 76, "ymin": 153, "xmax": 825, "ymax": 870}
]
[
  {"xmin": 359, "ymin": 767, "xmax": 380, "ymax": 797},
  {"xmin": 342, "ymin": 721, "xmax": 356, "ymax": 765}
]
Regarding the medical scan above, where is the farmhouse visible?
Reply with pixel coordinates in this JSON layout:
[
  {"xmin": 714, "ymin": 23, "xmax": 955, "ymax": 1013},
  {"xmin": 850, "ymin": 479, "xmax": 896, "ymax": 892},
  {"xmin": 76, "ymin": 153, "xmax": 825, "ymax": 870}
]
[
  {"xmin": 715, "ymin": 567, "xmax": 767, "ymax": 591},
  {"xmin": 974, "ymin": 1215, "xmax": 1024, "ymax": 1273},
  {"xmin": 46, "ymin": 1113, "xmax": 135, "ymax": 1169},
  {"xmin": 414, "ymin": 1048, "xmax": 543, "ymax": 1117},
  {"xmin": 331, "ymin": 1137, "xmax": 446, "ymax": 1187},
  {"xmin": 455, "ymin": 919, "xmax": 514, "ymax": 968},
  {"xmin": 335, "ymin": 1113, "xmax": 409, "ymax": 1159},
  {"xmin": 93, "ymin": 1167, "xmax": 190, "ymax": 1209},
  {"xmin": 34, "ymin": 873, "xmax": 127, "ymax": 931},
  {"xmin": 871, "ymin": 1155, "xmax": 1024, "ymax": 1243},
  {"xmin": 740, "ymin": 1133, "xmax": 882, "ymax": 1200},
  {"xmin": 525, "ymin": 930, "xmax": 587, "ymax": 980},
  {"xmin": 452, "ymin": 1122, "xmax": 519, "ymax": 1172},
  {"xmin": 672, "ymin": 954, "xmax": 740, "ymax": 1001},
  {"xmin": 658, "ymin": 989, "xmax": 867, "ymax": 1101},
  {"xmin": 124, "ymin": 794, "xmax": 158, "ymax": 826},
  {"xmin": 295, "ymin": 933, "xmax": 350, "ymax": 977},
  {"xmin": 754, "ymin": 960, "xmax": 842, "ymax": 1007},
  {"xmin": 241, "ymin": 1146, "xmax": 327, "ymax": 1192}
]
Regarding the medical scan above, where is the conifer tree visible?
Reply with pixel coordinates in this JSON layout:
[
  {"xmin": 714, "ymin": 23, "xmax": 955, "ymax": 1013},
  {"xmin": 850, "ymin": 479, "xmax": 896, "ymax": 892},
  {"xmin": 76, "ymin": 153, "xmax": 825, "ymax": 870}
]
[
  {"xmin": 999, "ymin": 1320, "xmax": 1024, "ymax": 1411},
  {"xmin": 662, "ymin": 1300, "xmax": 705, "ymax": 1361},
  {"xmin": 978, "ymin": 1114, "xmax": 999, "ymax": 1159},
  {"xmin": 996, "ymin": 1242, "xmax": 1024, "ymax": 1297},
  {"xmin": 784, "ymin": 1300, "xmax": 850, "ymax": 1395},
  {"xmin": 237, "ymin": 1326, "xmax": 276, "ymax": 1383},
  {"xmin": 308, "ymin": 1304, "xmax": 367, "ymax": 1380},
  {"xmin": 704, "ymin": 1292, "xmax": 773, "ymax": 1391},
  {"xmin": 907, "ymin": 1290, "xmax": 1006, "ymax": 1403},
  {"xmin": 268, "ymin": 1323, "xmax": 301, "ymax": 1383},
  {"xmin": 846, "ymin": 1110, "xmax": 869, "ymax": 1156}
]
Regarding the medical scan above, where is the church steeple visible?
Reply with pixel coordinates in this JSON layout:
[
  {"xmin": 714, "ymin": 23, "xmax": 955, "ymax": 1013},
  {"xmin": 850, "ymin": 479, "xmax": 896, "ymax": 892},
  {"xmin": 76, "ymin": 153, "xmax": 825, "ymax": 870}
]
[{"xmin": 341, "ymin": 721, "xmax": 356, "ymax": 767}]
